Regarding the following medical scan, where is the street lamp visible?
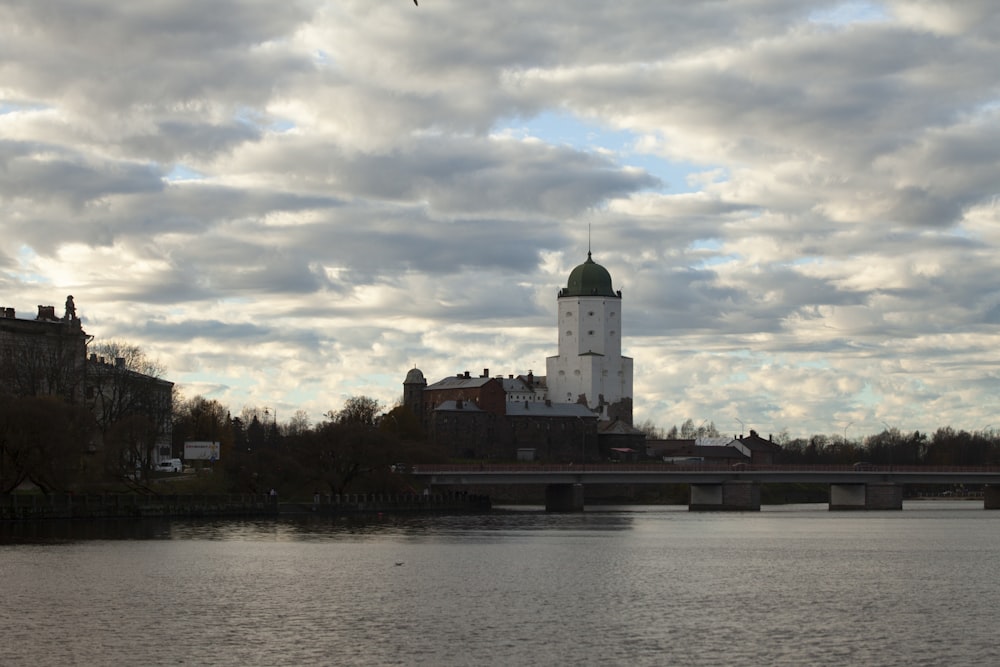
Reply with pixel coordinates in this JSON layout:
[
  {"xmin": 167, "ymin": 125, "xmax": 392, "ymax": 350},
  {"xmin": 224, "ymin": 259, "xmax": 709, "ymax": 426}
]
[
  {"xmin": 736, "ymin": 418, "xmax": 745, "ymax": 438},
  {"xmin": 843, "ymin": 421, "xmax": 853, "ymax": 442},
  {"xmin": 263, "ymin": 407, "xmax": 277, "ymax": 445}
]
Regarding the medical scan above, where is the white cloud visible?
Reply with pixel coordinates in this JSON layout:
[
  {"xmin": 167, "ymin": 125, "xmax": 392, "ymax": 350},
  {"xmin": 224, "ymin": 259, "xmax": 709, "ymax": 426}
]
[{"xmin": 2, "ymin": 0, "xmax": 999, "ymax": 437}]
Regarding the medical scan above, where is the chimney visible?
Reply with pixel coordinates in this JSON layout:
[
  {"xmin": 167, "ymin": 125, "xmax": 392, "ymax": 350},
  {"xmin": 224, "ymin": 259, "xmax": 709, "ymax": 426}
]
[
  {"xmin": 115, "ymin": 357, "xmax": 125, "ymax": 368},
  {"xmin": 482, "ymin": 368, "xmax": 489, "ymax": 378},
  {"xmin": 90, "ymin": 354, "xmax": 97, "ymax": 362},
  {"xmin": 464, "ymin": 371, "xmax": 471, "ymax": 378},
  {"xmin": 1, "ymin": 307, "xmax": 13, "ymax": 318}
]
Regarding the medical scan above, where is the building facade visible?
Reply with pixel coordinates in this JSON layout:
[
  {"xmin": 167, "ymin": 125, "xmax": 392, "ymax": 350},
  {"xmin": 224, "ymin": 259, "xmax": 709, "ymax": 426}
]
[
  {"xmin": 1, "ymin": 297, "xmax": 174, "ymax": 469},
  {"xmin": 545, "ymin": 252, "xmax": 633, "ymax": 424},
  {"xmin": 403, "ymin": 251, "xmax": 633, "ymax": 460},
  {"xmin": 0, "ymin": 299, "xmax": 89, "ymax": 402}
]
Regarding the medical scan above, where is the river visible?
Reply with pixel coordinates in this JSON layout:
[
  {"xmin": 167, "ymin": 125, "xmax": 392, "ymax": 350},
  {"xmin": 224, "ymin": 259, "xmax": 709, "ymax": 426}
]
[{"xmin": 2, "ymin": 501, "xmax": 997, "ymax": 666}]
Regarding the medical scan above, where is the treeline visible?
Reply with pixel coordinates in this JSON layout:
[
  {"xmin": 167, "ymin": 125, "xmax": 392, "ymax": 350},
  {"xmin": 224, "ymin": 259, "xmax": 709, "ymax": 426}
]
[
  {"xmin": 1, "ymin": 340, "xmax": 174, "ymax": 494},
  {"xmin": 171, "ymin": 395, "xmax": 442, "ymax": 498},
  {"xmin": 636, "ymin": 418, "xmax": 722, "ymax": 439},
  {"xmin": 6, "ymin": 338, "xmax": 1000, "ymax": 496},
  {"xmin": 0, "ymin": 388, "xmax": 440, "ymax": 496},
  {"xmin": 778, "ymin": 427, "xmax": 1000, "ymax": 467}
]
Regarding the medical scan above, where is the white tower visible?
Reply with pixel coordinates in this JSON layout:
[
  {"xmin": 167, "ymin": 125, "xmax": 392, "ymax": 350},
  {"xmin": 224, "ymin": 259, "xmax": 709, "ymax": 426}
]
[{"xmin": 545, "ymin": 252, "xmax": 633, "ymax": 423}]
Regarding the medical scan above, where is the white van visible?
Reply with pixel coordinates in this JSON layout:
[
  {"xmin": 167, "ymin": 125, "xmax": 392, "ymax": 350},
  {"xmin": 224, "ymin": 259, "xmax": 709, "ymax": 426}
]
[{"xmin": 155, "ymin": 458, "xmax": 183, "ymax": 473}]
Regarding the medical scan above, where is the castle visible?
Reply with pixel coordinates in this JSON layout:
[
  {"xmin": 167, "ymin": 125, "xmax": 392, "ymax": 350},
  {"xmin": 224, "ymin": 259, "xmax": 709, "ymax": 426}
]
[{"xmin": 403, "ymin": 253, "xmax": 640, "ymax": 461}]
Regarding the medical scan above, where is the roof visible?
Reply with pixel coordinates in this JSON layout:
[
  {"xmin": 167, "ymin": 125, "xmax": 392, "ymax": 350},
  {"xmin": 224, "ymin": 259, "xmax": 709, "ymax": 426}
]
[
  {"xmin": 598, "ymin": 419, "xmax": 645, "ymax": 435},
  {"xmin": 501, "ymin": 377, "xmax": 533, "ymax": 393},
  {"xmin": 86, "ymin": 358, "xmax": 174, "ymax": 388},
  {"xmin": 425, "ymin": 375, "xmax": 495, "ymax": 391},
  {"xmin": 561, "ymin": 252, "xmax": 618, "ymax": 298},
  {"xmin": 739, "ymin": 430, "xmax": 782, "ymax": 451},
  {"xmin": 696, "ymin": 436, "xmax": 734, "ymax": 448},
  {"xmin": 506, "ymin": 401, "xmax": 596, "ymax": 418}
]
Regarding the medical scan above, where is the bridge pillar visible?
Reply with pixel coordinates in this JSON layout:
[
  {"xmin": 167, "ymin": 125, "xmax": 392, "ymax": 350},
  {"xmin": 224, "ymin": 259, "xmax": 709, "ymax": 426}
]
[
  {"xmin": 830, "ymin": 483, "xmax": 902, "ymax": 510},
  {"xmin": 866, "ymin": 482, "xmax": 902, "ymax": 510},
  {"xmin": 829, "ymin": 483, "xmax": 866, "ymax": 510},
  {"xmin": 984, "ymin": 486, "xmax": 1000, "ymax": 510},
  {"xmin": 689, "ymin": 481, "xmax": 760, "ymax": 511},
  {"xmin": 545, "ymin": 483, "xmax": 584, "ymax": 512}
]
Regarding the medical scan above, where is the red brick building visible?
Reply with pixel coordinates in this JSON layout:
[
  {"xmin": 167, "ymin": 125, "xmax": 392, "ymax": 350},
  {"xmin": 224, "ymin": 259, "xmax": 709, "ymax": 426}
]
[{"xmin": 422, "ymin": 371, "xmax": 507, "ymax": 418}]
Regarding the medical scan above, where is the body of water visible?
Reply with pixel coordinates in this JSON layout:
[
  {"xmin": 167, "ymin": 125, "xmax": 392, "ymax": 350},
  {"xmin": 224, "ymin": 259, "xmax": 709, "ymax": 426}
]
[{"xmin": 2, "ymin": 501, "xmax": 997, "ymax": 666}]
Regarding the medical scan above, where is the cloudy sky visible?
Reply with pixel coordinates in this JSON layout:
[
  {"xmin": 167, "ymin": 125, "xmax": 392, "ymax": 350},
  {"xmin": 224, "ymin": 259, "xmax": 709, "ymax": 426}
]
[{"xmin": 3, "ymin": 1, "xmax": 999, "ymax": 439}]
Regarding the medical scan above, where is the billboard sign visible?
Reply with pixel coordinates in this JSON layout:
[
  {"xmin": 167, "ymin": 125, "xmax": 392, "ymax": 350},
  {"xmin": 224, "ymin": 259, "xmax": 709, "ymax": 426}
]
[{"xmin": 184, "ymin": 441, "xmax": 221, "ymax": 461}]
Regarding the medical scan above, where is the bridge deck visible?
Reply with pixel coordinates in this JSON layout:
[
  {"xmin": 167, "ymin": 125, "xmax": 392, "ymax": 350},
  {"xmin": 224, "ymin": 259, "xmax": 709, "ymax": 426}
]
[{"xmin": 410, "ymin": 464, "xmax": 1000, "ymax": 486}]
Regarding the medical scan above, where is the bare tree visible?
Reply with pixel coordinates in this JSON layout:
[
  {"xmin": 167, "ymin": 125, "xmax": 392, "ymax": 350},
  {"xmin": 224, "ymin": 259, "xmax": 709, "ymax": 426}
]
[
  {"xmin": 335, "ymin": 396, "xmax": 382, "ymax": 427},
  {"xmin": 87, "ymin": 341, "xmax": 173, "ymax": 473},
  {"xmin": 285, "ymin": 409, "xmax": 311, "ymax": 436},
  {"xmin": 173, "ymin": 395, "xmax": 234, "ymax": 458},
  {"xmin": 88, "ymin": 341, "xmax": 170, "ymax": 432},
  {"xmin": 104, "ymin": 414, "xmax": 160, "ymax": 481},
  {"xmin": 0, "ymin": 396, "xmax": 96, "ymax": 493},
  {"xmin": 634, "ymin": 418, "xmax": 664, "ymax": 439}
]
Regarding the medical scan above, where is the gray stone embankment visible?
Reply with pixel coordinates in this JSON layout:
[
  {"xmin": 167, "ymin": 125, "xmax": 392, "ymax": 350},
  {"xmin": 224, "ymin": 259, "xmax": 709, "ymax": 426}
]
[
  {"xmin": 282, "ymin": 491, "xmax": 492, "ymax": 515},
  {"xmin": 0, "ymin": 493, "xmax": 278, "ymax": 520},
  {"xmin": 1, "ymin": 491, "xmax": 491, "ymax": 520}
]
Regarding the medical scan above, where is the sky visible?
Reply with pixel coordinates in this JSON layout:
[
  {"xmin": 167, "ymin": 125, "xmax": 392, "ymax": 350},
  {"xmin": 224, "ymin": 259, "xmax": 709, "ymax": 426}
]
[{"xmin": 2, "ymin": 1, "xmax": 999, "ymax": 439}]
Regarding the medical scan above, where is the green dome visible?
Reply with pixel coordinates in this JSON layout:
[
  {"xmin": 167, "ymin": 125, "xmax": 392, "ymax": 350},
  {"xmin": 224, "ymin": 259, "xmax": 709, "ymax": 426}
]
[{"xmin": 562, "ymin": 252, "xmax": 618, "ymax": 298}]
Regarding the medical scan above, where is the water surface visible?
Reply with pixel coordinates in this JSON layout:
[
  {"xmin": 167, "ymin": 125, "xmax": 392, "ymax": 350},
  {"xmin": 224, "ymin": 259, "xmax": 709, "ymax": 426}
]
[{"xmin": 2, "ymin": 502, "xmax": 996, "ymax": 666}]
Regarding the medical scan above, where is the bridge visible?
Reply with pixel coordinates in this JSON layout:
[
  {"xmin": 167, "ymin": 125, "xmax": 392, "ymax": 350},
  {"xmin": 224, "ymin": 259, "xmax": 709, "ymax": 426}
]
[{"xmin": 410, "ymin": 464, "xmax": 1000, "ymax": 512}]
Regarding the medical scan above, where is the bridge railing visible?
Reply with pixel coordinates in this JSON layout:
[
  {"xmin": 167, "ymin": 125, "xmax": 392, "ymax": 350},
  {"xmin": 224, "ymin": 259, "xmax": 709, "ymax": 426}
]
[{"xmin": 411, "ymin": 463, "xmax": 1000, "ymax": 474}]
